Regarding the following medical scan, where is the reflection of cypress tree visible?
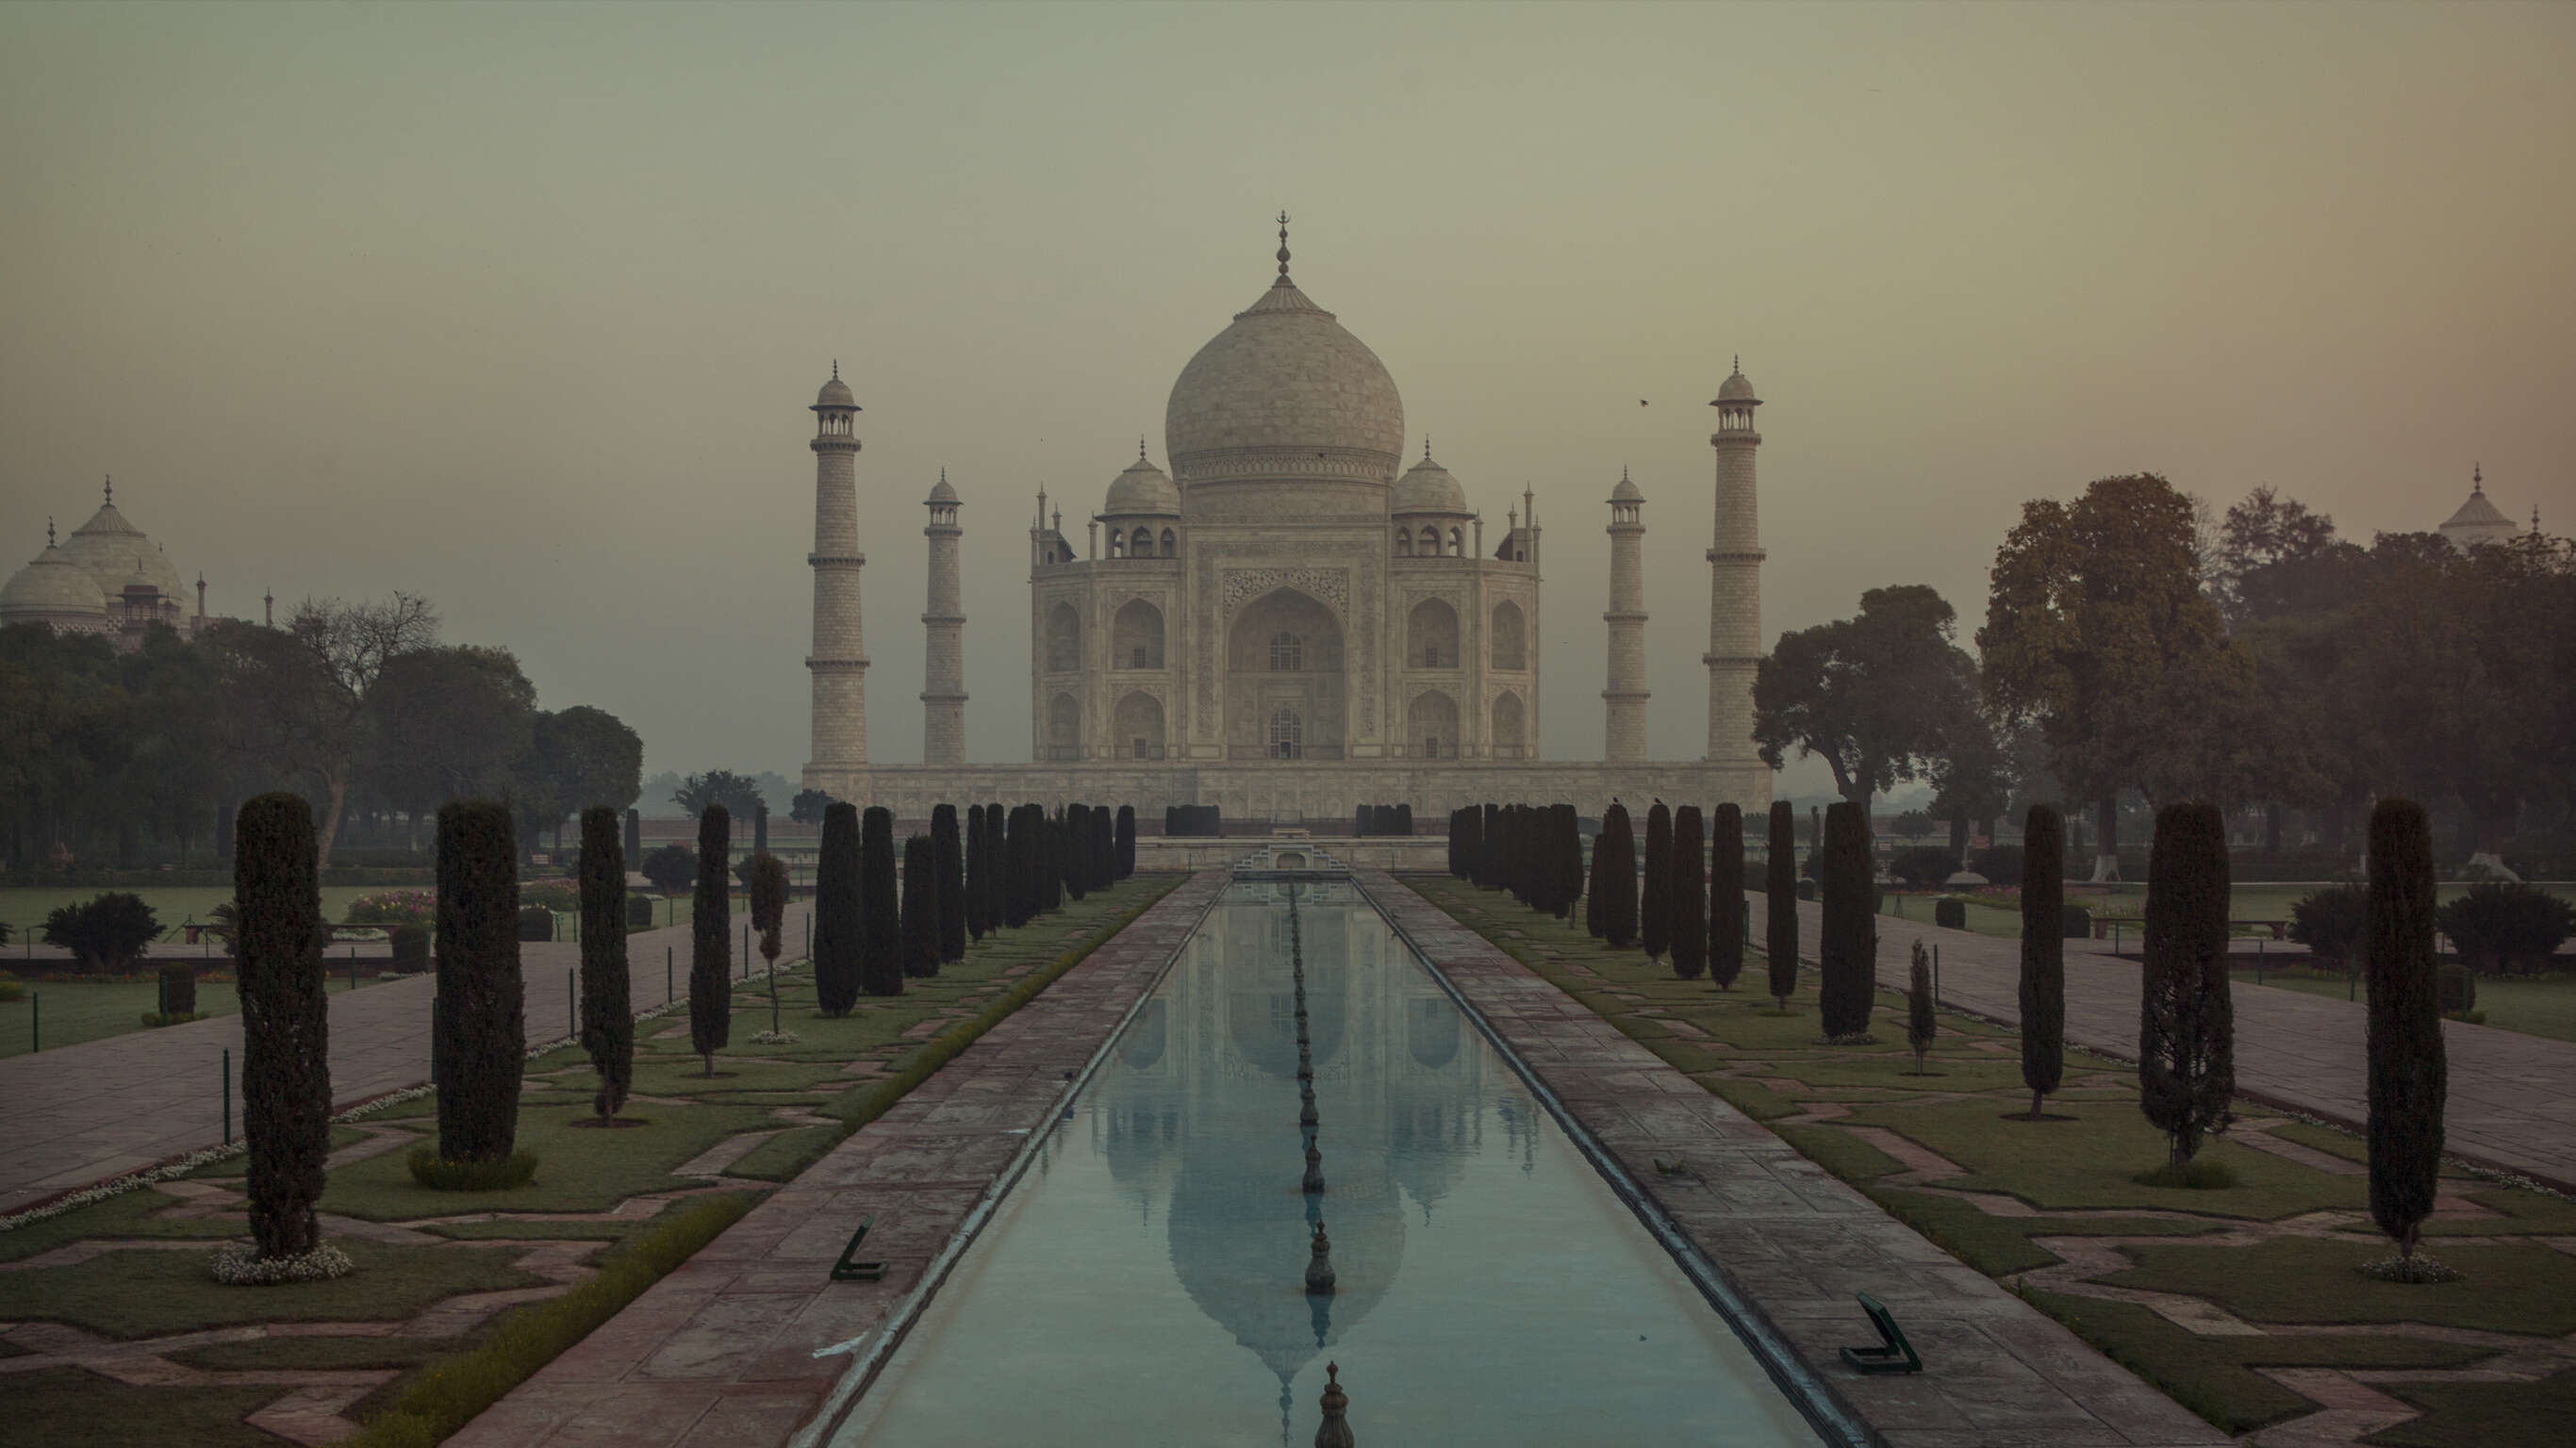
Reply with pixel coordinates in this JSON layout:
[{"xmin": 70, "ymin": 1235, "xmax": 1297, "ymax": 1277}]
[
  {"xmin": 1597, "ymin": 804, "xmax": 1638, "ymax": 946},
  {"xmin": 237, "ymin": 792, "xmax": 329, "ymax": 1259},
  {"xmin": 1765, "ymin": 801, "xmax": 1799, "ymax": 1009},
  {"xmin": 1670, "ymin": 806, "xmax": 1706, "ymax": 979},
  {"xmin": 2139, "ymin": 802, "xmax": 2232, "ymax": 1166},
  {"xmin": 860, "ymin": 807, "xmax": 903, "ymax": 996},
  {"xmin": 1642, "ymin": 802, "xmax": 1673, "ymax": 962},
  {"xmin": 813, "ymin": 803, "xmax": 860, "ymax": 1015},
  {"xmin": 690, "ymin": 806, "xmax": 732, "ymax": 1073},
  {"xmin": 2017, "ymin": 804, "xmax": 2065, "ymax": 1117},
  {"xmin": 900, "ymin": 833, "xmax": 940, "ymax": 978},
  {"xmin": 963, "ymin": 805, "xmax": 990, "ymax": 943},
  {"xmin": 932, "ymin": 804, "xmax": 966, "ymax": 962},
  {"xmin": 1709, "ymin": 803, "xmax": 1744, "ymax": 990},
  {"xmin": 1819, "ymin": 800, "xmax": 1876, "ymax": 1037},
  {"xmin": 2366, "ymin": 798, "xmax": 2444, "ymax": 1263},
  {"xmin": 577, "ymin": 806, "xmax": 632, "ymax": 1119}
]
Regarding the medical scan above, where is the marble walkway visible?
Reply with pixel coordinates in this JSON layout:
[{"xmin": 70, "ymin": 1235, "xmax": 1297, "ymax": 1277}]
[
  {"xmin": 1769, "ymin": 896, "xmax": 2576, "ymax": 1193},
  {"xmin": 0, "ymin": 906, "xmax": 812, "ymax": 1217}
]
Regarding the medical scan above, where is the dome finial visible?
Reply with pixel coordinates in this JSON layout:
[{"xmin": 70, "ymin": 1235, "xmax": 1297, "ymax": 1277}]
[
  {"xmin": 1139, "ymin": 435, "xmax": 1148, "ymax": 461},
  {"xmin": 103, "ymin": 474, "xmax": 112, "ymax": 504},
  {"xmin": 1623, "ymin": 464, "xmax": 1630, "ymax": 482},
  {"xmin": 1424, "ymin": 436, "xmax": 1431, "ymax": 461},
  {"xmin": 46, "ymin": 517, "xmax": 56, "ymax": 547},
  {"xmin": 832, "ymin": 358, "xmax": 840, "ymax": 381},
  {"xmin": 1275, "ymin": 210, "xmax": 1292, "ymax": 284},
  {"xmin": 2472, "ymin": 462, "xmax": 2482, "ymax": 492}
]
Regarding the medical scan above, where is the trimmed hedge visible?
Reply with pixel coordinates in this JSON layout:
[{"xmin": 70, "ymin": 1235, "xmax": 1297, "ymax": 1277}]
[
  {"xmin": 1934, "ymin": 898, "xmax": 1967, "ymax": 930},
  {"xmin": 516, "ymin": 907, "xmax": 554, "ymax": 943},
  {"xmin": 389, "ymin": 926, "xmax": 428, "ymax": 972},
  {"xmin": 2061, "ymin": 903, "xmax": 2093, "ymax": 939}
]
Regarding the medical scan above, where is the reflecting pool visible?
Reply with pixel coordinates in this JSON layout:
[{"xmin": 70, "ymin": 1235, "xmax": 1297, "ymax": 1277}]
[{"xmin": 830, "ymin": 882, "xmax": 1824, "ymax": 1446}]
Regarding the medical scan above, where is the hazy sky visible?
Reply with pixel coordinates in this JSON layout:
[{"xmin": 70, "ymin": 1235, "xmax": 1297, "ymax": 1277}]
[{"xmin": 5, "ymin": 2, "xmax": 2570, "ymax": 798}]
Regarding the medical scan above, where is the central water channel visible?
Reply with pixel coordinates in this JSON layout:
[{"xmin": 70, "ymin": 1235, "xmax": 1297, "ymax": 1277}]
[{"xmin": 828, "ymin": 880, "xmax": 1826, "ymax": 1445}]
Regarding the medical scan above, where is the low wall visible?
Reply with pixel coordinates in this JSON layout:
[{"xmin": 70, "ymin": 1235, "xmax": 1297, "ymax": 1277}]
[{"xmin": 1133, "ymin": 833, "xmax": 1446, "ymax": 872}]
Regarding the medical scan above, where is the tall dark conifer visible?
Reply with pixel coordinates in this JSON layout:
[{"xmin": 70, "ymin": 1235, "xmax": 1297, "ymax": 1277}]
[
  {"xmin": 2018, "ymin": 804, "xmax": 2065, "ymax": 1119},
  {"xmin": 1765, "ymin": 801, "xmax": 1799, "ymax": 1010},
  {"xmin": 2139, "ymin": 801, "xmax": 2233, "ymax": 1166},
  {"xmin": 1671, "ymin": 806, "xmax": 1707, "ymax": 979},
  {"xmin": 1115, "ymin": 805, "xmax": 1136, "ymax": 880},
  {"xmin": 2367, "ymin": 798, "xmax": 2444, "ymax": 1261},
  {"xmin": 1709, "ymin": 803, "xmax": 1744, "ymax": 990},
  {"xmin": 1598, "ymin": 803, "xmax": 1638, "ymax": 946},
  {"xmin": 689, "ymin": 806, "xmax": 732, "ymax": 1073},
  {"xmin": 813, "ymin": 803, "xmax": 861, "ymax": 1015},
  {"xmin": 964, "ymin": 804, "xmax": 990, "ymax": 942},
  {"xmin": 1065, "ymin": 804, "xmax": 1091, "ymax": 901},
  {"xmin": 237, "ymin": 792, "xmax": 329, "ymax": 1259},
  {"xmin": 435, "ymin": 800, "xmax": 523, "ymax": 1162},
  {"xmin": 900, "ymin": 833, "xmax": 940, "ymax": 978},
  {"xmin": 860, "ymin": 806, "xmax": 903, "ymax": 996},
  {"xmin": 985, "ymin": 801, "xmax": 1011, "ymax": 927},
  {"xmin": 1819, "ymin": 800, "xmax": 1877, "ymax": 1038},
  {"xmin": 1478, "ymin": 803, "xmax": 1499, "ymax": 887},
  {"xmin": 1553, "ymin": 804, "xmax": 1582, "ymax": 920},
  {"xmin": 1641, "ymin": 803, "xmax": 1674, "ymax": 962},
  {"xmin": 578, "ymin": 805, "xmax": 632, "ymax": 1120},
  {"xmin": 1584, "ymin": 816, "xmax": 1607, "ymax": 938},
  {"xmin": 932, "ymin": 804, "xmax": 966, "ymax": 962}
]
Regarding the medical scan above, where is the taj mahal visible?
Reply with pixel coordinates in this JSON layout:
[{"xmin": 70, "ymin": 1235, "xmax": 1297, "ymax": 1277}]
[{"xmin": 797, "ymin": 219, "xmax": 1775, "ymax": 823}]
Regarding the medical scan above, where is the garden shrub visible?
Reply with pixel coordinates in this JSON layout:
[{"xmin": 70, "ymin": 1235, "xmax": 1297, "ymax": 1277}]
[
  {"xmin": 2437, "ymin": 964, "xmax": 2477, "ymax": 1017},
  {"xmin": 344, "ymin": 889, "xmax": 436, "ymax": 928},
  {"xmin": 1971, "ymin": 844, "xmax": 2025, "ymax": 887},
  {"xmin": 1115, "ymin": 805, "xmax": 1136, "ymax": 879},
  {"xmin": 2435, "ymin": 883, "xmax": 2575, "ymax": 975},
  {"xmin": 624, "ymin": 896, "xmax": 655, "ymax": 931},
  {"xmin": 900, "ymin": 834, "xmax": 939, "ymax": 978},
  {"xmin": 1595, "ymin": 804, "xmax": 1637, "ymax": 946},
  {"xmin": 1795, "ymin": 878, "xmax": 1817, "ymax": 902},
  {"xmin": 2287, "ymin": 885, "xmax": 2367, "ymax": 968},
  {"xmin": 516, "ymin": 907, "xmax": 554, "ymax": 943},
  {"xmin": 2061, "ymin": 903, "xmax": 2092, "ymax": 939},
  {"xmin": 1670, "ymin": 806, "xmax": 1706, "ymax": 979},
  {"xmin": 1934, "ymin": 898, "xmax": 1967, "ymax": 930},
  {"xmin": 236, "ymin": 793, "xmax": 330, "ymax": 1261},
  {"xmin": 389, "ymin": 927, "xmax": 429, "ymax": 973},
  {"xmin": 861, "ymin": 807, "xmax": 902, "ymax": 994},
  {"xmin": 1888, "ymin": 845, "xmax": 1957, "ymax": 890},
  {"xmin": 1640, "ymin": 803, "xmax": 1673, "ymax": 961},
  {"xmin": 2020, "ymin": 804, "xmax": 2066, "ymax": 1120},
  {"xmin": 638, "ymin": 843, "xmax": 696, "ymax": 897},
  {"xmin": 40, "ymin": 892, "xmax": 159, "ymax": 973},
  {"xmin": 159, "ymin": 963, "xmax": 197, "ymax": 1017},
  {"xmin": 519, "ymin": 880, "xmax": 579, "ymax": 913},
  {"xmin": 933, "ymin": 804, "xmax": 966, "ymax": 963}
]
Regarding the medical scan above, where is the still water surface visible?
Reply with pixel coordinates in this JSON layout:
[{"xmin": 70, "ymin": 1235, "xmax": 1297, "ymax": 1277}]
[{"xmin": 832, "ymin": 882, "xmax": 1823, "ymax": 1446}]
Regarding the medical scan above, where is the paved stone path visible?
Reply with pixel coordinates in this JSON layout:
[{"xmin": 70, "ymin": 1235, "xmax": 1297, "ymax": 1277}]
[
  {"xmin": 0, "ymin": 907, "xmax": 811, "ymax": 1216},
  {"xmin": 1764, "ymin": 897, "xmax": 2576, "ymax": 1192},
  {"xmin": 445, "ymin": 872, "xmax": 1228, "ymax": 1448},
  {"xmin": 1362, "ymin": 869, "xmax": 2228, "ymax": 1448}
]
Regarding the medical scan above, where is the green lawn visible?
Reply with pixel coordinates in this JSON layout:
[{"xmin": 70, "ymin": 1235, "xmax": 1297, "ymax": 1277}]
[
  {"xmin": 0, "ymin": 873, "xmax": 1180, "ymax": 1446},
  {"xmin": 0, "ymin": 885, "xmax": 381, "ymax": 945},
  {"xmin": 1896, "ymin": 881, "xmax": 2576, "ymax": 942},
  {"xmin": 0, "ymin": 970, "xmax": 403, "ymax": 1060},
  {"xmin": 2223, "ymin": 964, "xmax": 2576, "ymax": 1045},
  {"xmin": 1405, "ymin": 873, "xmax": 2576, "ymax": 1445}
]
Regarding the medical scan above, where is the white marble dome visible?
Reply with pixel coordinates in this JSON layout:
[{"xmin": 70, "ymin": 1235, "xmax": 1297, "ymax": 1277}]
[
  {"xmin": 62, "ymin": 500, "xmax": 183, "ymax": 601},
  {"xmin": 815, "ymin": 370, "xmax": 856, "ymax": 409},
  {"xmin": 1104, "ymin": 449, "xmax": 1181, "ymax": 516},
  {"xmin": 1164, "ymin": 277, "xmax": 1405, "ymax": 487},
  {"xmin": 1717, "ymin": 368, "xmax": 1758, "ymax": 403},
  {"xmin": 1391, "ymin": 452, "xmax": 1467, "ymax": 515},
  {"xmin": 0, "ymin": 542, "xmax": 111, "ymax": 624}
]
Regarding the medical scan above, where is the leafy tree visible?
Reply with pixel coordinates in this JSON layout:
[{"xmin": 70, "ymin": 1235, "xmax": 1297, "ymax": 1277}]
[
  {"xmin": 689, "ymin": 806, "xmax": 731, "ymax": 1074},
  {"xmin": 1927, "ymin": 706, "xmax": 2015, "ymax": 864},
  {"xmin": 932, "ymin": 804, "xmax": 966, "ymax": 962},
  {"xmin": 521, "ymin": 705, "xmax": 643, "ymax": 849},
  {"xmin": 2139, "ymin": 802, "xmax": 2234, "ymax": 1166},
  {"xmin": 2287, "ymin": 886, "xmax": 2367, "ymax": 969},
  {"xmin": 672, "ymin": 769, "xmax": 765, "ymax": 819},
  {"xmin": 1709, "ymin": 804, "xmax": 1744, "ymax": 990},
  {"xmin": 813, "ymin": 802, "xmax": 860, "ymax": 1016},
  {"xmin": 206, "ymin": 592, "xmax": 438, "ymax": 863},
  {"xmin": 639, "ymin": 842, "xmax": 696, "ymax": 897},
  {"xmin": 2018, "ymin": 804, "xmax": 2065, "ymax": 1119},
  {"xmin": 578, "ymin": 807, "xmax": 633, "ymax": 1121},
  {"xmin": 41, "ymin": 892, "xmax": 158, "ymax": 973},
  {"xmin": 2366, "ymin": 798, "xmax": 2444, "ymax": 1264},
  {"xmin": 1887, "ymin": 846, "xmax": 1957, "ymax": 890},
  {"xmin": 2214, "ymin": 485, "xmax": 2345, "ymax": 626},
  {"xmin": 861, "ymin": 807, "xmax": 902, "ymax": 995},
  {"xmin": 2436, "ymin": 884, "xmax": 2576, "ymax": 976},
  {"xmin": 1595, "ymin": 804, "xmax": 1637, "ymax": 946},
  {"xmin": 751, "ymin": 850, "xmax": 788, "ymax": 1034},
  {"xmin": 1891, "ymin": 810, "xmax": 1933, "ymax": 840},
  {"xmin": 900, "ymin": 833, "xmax": 939, "ymax": 979},
  {"xmin": 235, "ymin": 793, "xmax": 329, "ymax": 1259},
  {"xmin": 357, "ymin": 645, "xmax": 535, "ymax": 829},
  {"xmin": 1818, "ymin": 801, "xmax": 1877, "ymax": 1038},
  {"xmin": 1756, "ymin": 585, "xmax": 1983, "ymax": 816},
  {"xmin": 434, "ymin": 799, "xmax": 523, "ymax": 1163},
  {"xmin": 1670, "ymin": 806, "xmax": 1706, "ymax": 979},
  {"xmin": 790, "ymin": 788, "xmax": 834, "ymax": 826},
  {"xmin": 1765, "ymin": 802, "xmax": 1799, "ymax": 1010},
  {"xmin": 1641, "ymin": 802, "xmax": 1673, "ymax": 963}
]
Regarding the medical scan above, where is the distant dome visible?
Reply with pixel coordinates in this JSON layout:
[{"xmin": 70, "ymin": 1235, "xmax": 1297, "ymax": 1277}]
[
  {"xmin": 1391, "ymin": 452, "xmax": 1467, "ymax": 515},
  {"xmin": 62, "ymin": 499, "xmax": 183, "ymax": 601},
  {"xmin": 926, "ymin": 471, "xmax": 959, "ymax": 504},
  {"xmin": 1610, "ymin": 473, "xmax": 1643, "ymax": 503},
  {"xmin": 0, "ymin": 543, "xmax": 111, "ymax": 624},
  {"xmin": 1164, "ymin": 276, "xmax": 1405, "ymax": 489},
  {"xmin": 1104, "ymin": 450, "xmax": 1181, "ymax": 516},
  {"xmin": 1717, "ymin": 367, "xmax": 1758, "ymax": 403},
  {"xmin": 815, "ymin": 369, "xmax": 856, "ymax": 409},
  {"xmin": 2440, "ymin": 471, "xmax": 2518, "ymax": 551}
]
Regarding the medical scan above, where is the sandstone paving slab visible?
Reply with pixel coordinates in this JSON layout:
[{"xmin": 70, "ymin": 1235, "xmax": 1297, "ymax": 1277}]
[
  {"xmin": 443, "ymin": 871, "xmax": 1226, "ymax": 1448},
  {"xmin": 1360, "ymin": 869, "xmax": 2229, "ymax": 1448}
]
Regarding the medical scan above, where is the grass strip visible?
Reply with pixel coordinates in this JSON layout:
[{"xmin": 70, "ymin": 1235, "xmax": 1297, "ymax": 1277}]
[{"xmin": 341, "ymin": 1191, "xmax": 753, "ymax": 1448}]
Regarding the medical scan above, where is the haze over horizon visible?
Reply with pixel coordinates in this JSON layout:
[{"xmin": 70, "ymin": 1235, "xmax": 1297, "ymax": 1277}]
[{"xmin": 5, "ymin": 2, "xmax": 2569, "ymax": 798}]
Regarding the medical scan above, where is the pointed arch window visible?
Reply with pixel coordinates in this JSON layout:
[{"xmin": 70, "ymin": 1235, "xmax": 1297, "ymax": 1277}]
[
  {"xmin": 1159, "ymin": 528, "xmax": 1177, "ymax": 557},
  {"xmin": 1268, "ymin": 632, "xmax": 1304, "ymax": 671},
  {"xmin": 1131, "ymin": 526, "xmax": 1152, "ymax": 557},
  {"xmin": 1268, "ymin": 704, "xmax": 1305, "ymax": 759}
]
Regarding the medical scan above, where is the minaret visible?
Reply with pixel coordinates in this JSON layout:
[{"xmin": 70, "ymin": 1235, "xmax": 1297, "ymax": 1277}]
[
  {"xmin": 921, "ymin": 468, "xmax": 967, "ymax": 765},
  {"xmin": 1705, "ymin": 359, "xmax": 1764, "ymax": 763},
  {"xmin": 1603, "ymin": 467, "xmax": 1649, "ymax": 762},
  {"xmin": 807, "ymin": 362, "xmax": 869, "ymax": 774}
]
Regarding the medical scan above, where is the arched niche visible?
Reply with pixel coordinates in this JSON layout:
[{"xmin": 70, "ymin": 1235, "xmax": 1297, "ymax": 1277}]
[
  {"xmin": 1114, "ymin": 598, "xmax": 1165, "ymax": 669},
  {"xmin": 1407, "ymin": 598, "xmax": 1459, "ymax": 669},
  {"xmin": 1044, "ymin": 601, "xmax": 1081, "ymax": 672},
  {"xmin": 1490, "ymin": 600, "xmax": 1527, "ymax": 671},
  {"xmin": 1046, "ymin": 691, "xmax": 1081, "ymax": 759},
  {"xmin": 1115, "ymin": 690, "xmax": 1166, "ymax": 760},
  {"xmin": 1408, "ymin": 689, "xmax": 1459, "ymax": 759},
  {"xmin": 1493, "ymin": 689, "xmax": 1526, "ymax": 758},
  {"xmin": 1225, "ymin": 588, "xmax": 1346, "ymax": 760}
]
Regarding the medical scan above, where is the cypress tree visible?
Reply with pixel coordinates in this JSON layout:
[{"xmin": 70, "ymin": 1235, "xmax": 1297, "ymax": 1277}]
[
  {"xmin": 933, "ymin": 804, "xmax": 966, "ymax": 962},
  {"xmin": 236, "ymin": 792, "xmax": 330, "ymax": 1259},
  {"xmin": 1598, "ymin": 803, "xmax": 1638, "ymax": 946},
  {"xmin": 1584, "ymin": 815, "xmax": 1607, "ymax": 938},
  {"xmin": 1642, "ymin": 802, "xmax": 1674, "ymax": 963},
  {"xmin": 984, "ymin": 801, "xmax": 1009, "ymax": 927},
  {"xmin": 750, "ymin": 850, "xmax": 787, "ymax": 1039},
  {"xmin": 1067, "ymin": 804, "xmax": 1092, "ymax": 900},
  {"xmin": 1907, "ymin": 938, "xmax": 1937, "ymax": 1070},
  {"xmin": 900, "ymin": 833, "xmax": 940, "ymax": 978},
  {"xmin": 435, "ymin": 799, "xmax": 523, "ymax": 1163},
  {"xmin": 1765, "ymin": 801, "xmax": 1799, "ymax": 1010},
  {"xmin": 1709, "ymin": 803, "xmax": 1745, "ymax": 990},
  {"xmin": 1478, "ymin": 803, "xmax": 1499, "ymax": 887},
  {"xmin": 2367, "ymin": 798, "xmax": 2444, "ymax": 1262},
  {"xmin": 813, "ymin": 802, "xmax": 861, "ymax": 1015},
  {"xmin": 1096, "ymin": 806, "xmax": 1115, "ymax": 886},
  {"xmin": 1555, "ymin": 805, "xmax": 1584, "ymax": 918},
  {"xmin": 860, "ymin": 806, "xmax": 902, "ymax": 996},
  {"xmin": 1003, "ymin": 804, "xmax": 1034, "ymax": 927},
  {"xmin": 690, "ymin": 805, "xmax": 732, "ymax": 1074},
  {"xmin": 2139, "ymin": 801, "xmax": 2234, "ymax": 1167},
  {"xmin": 1042, "ymin": 810, "xmax": 1065, "ymax": 913},
  {"xmin": 1115, "ymin": 804, "xmax": 1136, "ymax": 880},
  {"xmin": 2018, "ymin": 803, "xmax": 2066, "ymax": 1119},
  {"xmin": 964, "ymin": 804, "xmax": 990, "ymax": 942},
  {"xmin": 1671, "ymin": 806, "xmax": 1707, "ymax": 979},
  {"xmin": 578, "ymin": 805, "xmax": 633, "ymax": 1121},
  {"xmin": 1819, "ymin": 800, "xmax": 1878, "ymax": 1038}
]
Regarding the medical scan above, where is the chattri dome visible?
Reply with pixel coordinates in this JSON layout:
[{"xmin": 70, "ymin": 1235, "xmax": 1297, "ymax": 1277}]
[
  {"xmin": 1164, "ymin": 268, "xmax": 1404, "ymax": 489},
  {"xmin": 0, "ymin": 541, "xmax": 111, "ymax": 623},
  {"xmin": 1391, "ymin": 449, "xmax": 1467, "ymax": 516},
  {"xmin": 815, "ymin": 364, "xmax": 857, "ymax": 410},
  {"xmin": 1716, "ymin": 367, "xmax": 1758, "ymax": 403},
  {"xmin": 1104, "ymin": 447, "xmax": 1181, "ymax": 516}
]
